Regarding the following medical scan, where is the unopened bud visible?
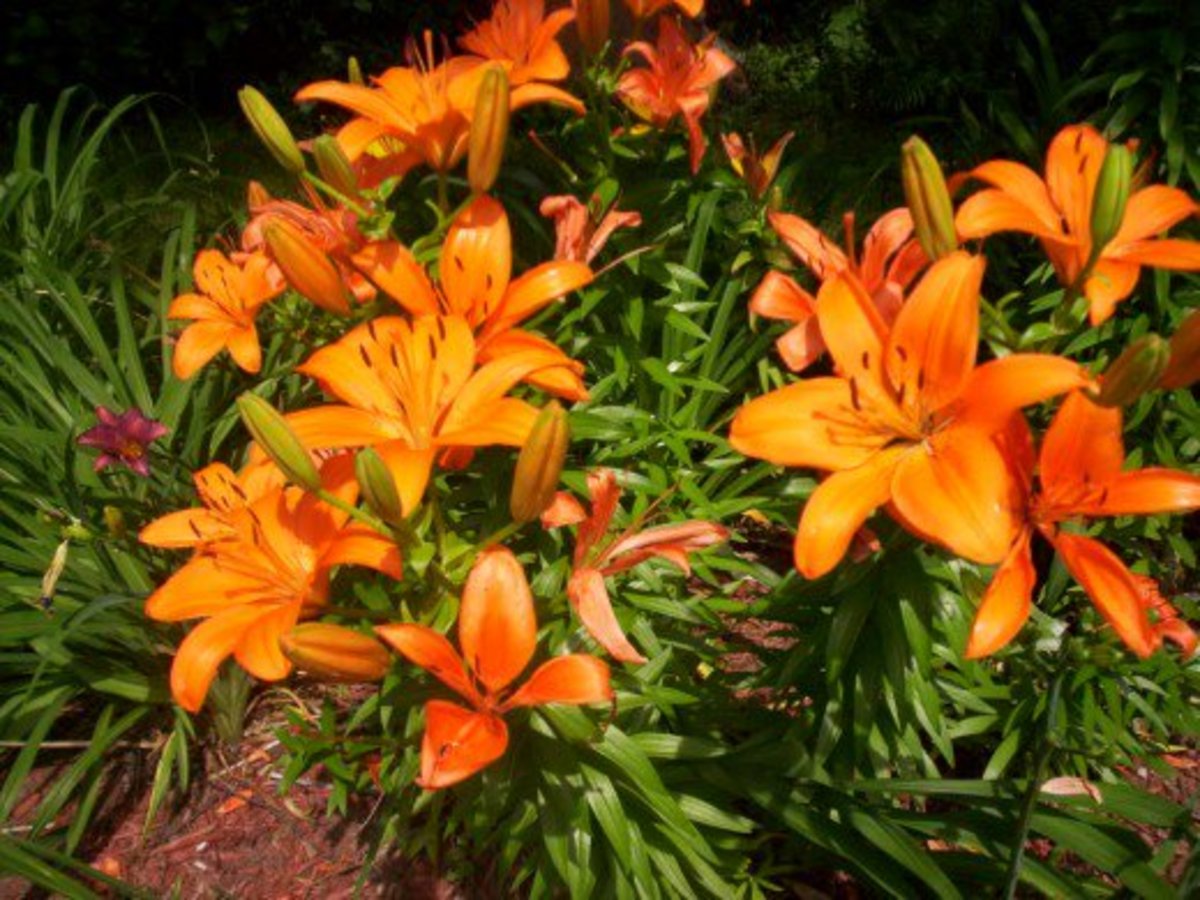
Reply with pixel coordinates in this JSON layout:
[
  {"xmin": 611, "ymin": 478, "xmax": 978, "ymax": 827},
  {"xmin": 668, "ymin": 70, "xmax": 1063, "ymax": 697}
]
[
  {"xmin": 510, "ymin": 402, "xmax": 569, "ymax": 523},
  {"xmin": 1161, "ymin": 310, "xmax": 1200, "ymax": 390},
  {"xmin": 348, "ymin": 56, "xmax": 365, "ymax": 86},
  {"xmin": 312, "ymin": 135, "xmax": 359, "ymax": 200},
  {"xmin": 280, "ymin": 623, "xmax": 391, "ymax": 682},
  {"xmin": 901, "ymin": 135, "xmax": 957, "ymax": 260},
  {"xmin": 1093, "ymin": 333, "xmax": 1170, "ymax": 407},
  {"xmin": 102, "ymin": 505, "xmax": 126, "ymax": 539},
  {"xmin": 263, "ymin": 219, "xmax": 351, "ymax": 315},
  {"xmin": 468, "ymin": 67, "xmax": 510, "ymax": 195},
  {"xmin": 1090, "ymin": 144, "xmax": 1132, "ymax": 255},
  {"xmin": 575, "ymin": 0, "xmax": 611, "ymax": 57},
  {"xmin": 355, "ymin": 448, "xmax": 406, "ymax": 524},
  {"xmin": 237, "ymin": 86, "xmax": 305, "ymax": 175},
  {"xmin": 236, "ymin": 394, "xmax": 321, "ymax": 492}
]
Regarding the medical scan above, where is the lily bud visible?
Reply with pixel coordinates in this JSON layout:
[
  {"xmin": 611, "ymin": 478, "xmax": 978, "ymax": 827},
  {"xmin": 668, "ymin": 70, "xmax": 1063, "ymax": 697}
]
[
  {"xmin": 348, "ymin": 56, "xmax": 365, "ymax": 86},
  {"xmin": 262, "ymin": 219, "xmax": 351, "ymax": 315},
  {"xmin": 901, "ymin": 135, "xmax": 957, "ymax": 260},
  {"xmin": 1093, "ymin": 333, "xmax": 1171, "ymax": 407},
  {"xmin": 1161, "ymin": 310, "xmax": 1200, "ymax": 389},
  {"xmin": 312, "ymin": 135, "xmax": 359, "ymax": 199},
  {"xmin": 280, "ymin": 623, "xmax": 391, "ymax": 682},
  {"xmin": 355, "ymin": 448, "xmax": 406, "ymax": 524},
  {"xmin": 102, "ymin": 505, "xmax": 126, "ymax": 539},
  {"xmin": 1090, "ymin": 144, "xmax": 1132, "ymax": 254},
  {"xmin": 468, "ymin": 67, "xmax": 510, "ymax": 195},
  {"xmin": 575, "ymin": 0, "xmax": 610, "ymax": 56},
  {"xmin": 510, "ymin": 401, "xmax": 569, "ymax": 523},
  {"xmin": 237, "ymin": 86, "xmax": 305, "ymax": 175},
  {"xmin": 236, "ymin": 393, "xmax": 321, "ymax": 492}
]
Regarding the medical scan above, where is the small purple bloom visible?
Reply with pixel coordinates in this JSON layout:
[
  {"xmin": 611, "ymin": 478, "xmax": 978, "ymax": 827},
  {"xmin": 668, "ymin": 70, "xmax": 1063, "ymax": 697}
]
[{"xmin": 77, "ymin": 406, "xmax": 169, "ymax": 477}]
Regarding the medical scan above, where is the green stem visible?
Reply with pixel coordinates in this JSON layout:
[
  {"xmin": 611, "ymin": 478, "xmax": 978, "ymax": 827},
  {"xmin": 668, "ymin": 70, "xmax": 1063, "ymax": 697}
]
[
  {"xmin": 1001, "ymin": 668, "xmax": 1065, "ymax": 899},
  {"xmin": 980, "ymin": 295, "xmax": 1020, "ymax": 349},
  {"xmin": 436, "ymin": 172, "xmax": 449, "ymax": 215},
  {"xmin": 322, "ymin": 606, "xmax": 403, "ymax": 622},
  {"xmin": 475, "ymin": 519, "xmax": 523, "ymax": 552},
  {"xmin": 316, "ymin": 488, "xmax": 402, "ymax": 545},
  {"xmin": 301, "ymin": 171, "xmax": 371, "ymax": 218}
]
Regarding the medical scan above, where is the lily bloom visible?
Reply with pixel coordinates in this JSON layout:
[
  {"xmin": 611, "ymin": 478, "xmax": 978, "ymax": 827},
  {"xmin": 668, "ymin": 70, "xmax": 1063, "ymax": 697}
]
[
  {"xmin": 752, "ymin": 208, "xmax": 927, "ymax": 372},
  {"xmin": 624, "ymin": 0, "xmax": 704, "ymax": 19},
  {"xmin": 616, "ymin": 16, "xmax": 736, "ymax": 174},
  {"xmin": 354, "ymin": 195, "xmax": 593, "ymax": 400},
  {"xmin": 967, "ymin": 393, "xmax": 1199, "ymax": 659},
  {"xmin": 730, "ymin": 252, "xmax": 1091, "ymax": 579},
  {"xmin": 241, "ymin": 183, "xmax": 377, "ymax": 306},
  {"xmin": 459, "ymin": 0, "xmax": 584, "ymax": 111},
  {"xmin": 168, "ymin": 250, "xmax": 283, "ymax": 379},
  {"xmin": 956, "ymin": 123, "xmax": 1200, "ymax": 325},
  {"xmin": 287, "ymin": 315, "xmax": 568, "ymax": 515},
  {"xmin": 78, "ymin": 407, "xmax": 168, "ymax": 477},
  {"xmin": 721, "ymin": 131, "xmax": 793, "ymax": 199},
  {"xmin": 145, "ymin": 481, "xmax": 402, "ymax": 712},
  {"xmin": 539, "ymin": 193, "xmax": 643, "ymax": 264},
  {"xmin": 376, "ymin": 546, "xmax": 611, "ymax": 788},
  {"xmin": 140, "ymin": 462, "xmax": 265, "ymax": 548},
  {"xmin": 542, "ymin": 469, "xmax": 728, "ymax": 662},
  {"xmin": 298, "ymin": 34, "xmax": 579, "ymax": 175}
]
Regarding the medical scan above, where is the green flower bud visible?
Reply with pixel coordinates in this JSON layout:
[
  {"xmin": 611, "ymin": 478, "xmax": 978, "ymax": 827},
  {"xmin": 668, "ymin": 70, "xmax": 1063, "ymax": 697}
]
[
  {"xmin": 468, "ymin": 66, "xmax": 510, "ymax": 196},
  {"xmin": 355, "ymin": 447, "xmax": 406, "ymax": 524},
  {"xmin": 901, "ymin": 135, "xmax": 958, "ymax": 260},
  {"xmin": 237, "ymin": 86, "xmax": 305, "ymax": 175},
  {"xmin": 1090, "ymin": 144, "xmax": 1132, "ymax": 255},
  {"xmin": 1094, "ymin": 333, "xmax": 1170, "ymax": 407},
  {"xmin": 280, "ymin": 623, "xmax": 391, "ymax": 682},
  {"xmin": 312, "ymin": 135, "xmax": 359, "ymax": 200},
  {"xmin": 510, "ymin": 401, "xmax": 569, "ymax": 523},
  {"xmin": 236, "ymin": 394, "xmax": 321, "ymax": 492}
]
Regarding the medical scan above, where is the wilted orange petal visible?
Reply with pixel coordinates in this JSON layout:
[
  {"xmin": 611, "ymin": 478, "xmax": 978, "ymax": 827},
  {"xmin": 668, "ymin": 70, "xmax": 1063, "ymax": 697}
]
[
  {"xmin": 418, "ymin": 701, "xmax": 508, "ymax": 789},
  {"xmin": 567, "ymin": 568, "xmax": 647, "ymax": 664},
  {"xmin": 606, "ymin": 520, "xmax": 728, "ymax": 572},
  {"xmin": 1053, "ymin": 534, "xmax": 1157, "ymax": 658},
  {"xmin": 795, "ymin": 446, "xmax": 906, "ymax": 579},
  {"xmin": 890, "ymin": 427, "xmax": 1018, "ymax": 565},
  {"xmin": 458, "ymin": 547, "xmax": 537, "ymax": 693},
  {"xmin": 374, "ymin": 623, "xmax": 478, "ymax": 703},
  {"xmin": 965, "ymin": 530, "xmax": 1036, "ymax": 659},
  {"xmin": 541, "ymin": 491, "xmax": 588, "ymax": 529},
  {"xmin": 503, "ymin": 655, "xmax": 612, "ymax": 709}
]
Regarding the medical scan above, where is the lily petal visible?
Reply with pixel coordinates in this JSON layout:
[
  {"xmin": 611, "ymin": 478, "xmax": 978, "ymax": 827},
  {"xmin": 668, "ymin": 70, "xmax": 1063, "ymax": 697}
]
[
  {"xmin": 1053, "ymin": 534, "xmax": 1157, "ymax": 658},
  {"xmin": 374, "ymin": 623, "xmax": 478, "ymax": 703},
  {"xmin": 418, "ymin": 701, "xmax": 508, "ymax": 789},
  {"xmin": 965, "ymin": 530, "xmax": 1036, "ymax": 659},
  {"xmin": 567, "ymin": 568, "xmax": 646, "ymax": 664},
  {"xmin": 503, "ymin": 655, "xmax": 612, "ymax": 709},
  {"xmin": 458, "ymin": 547, "xmax": 537, "ymax": 693}
]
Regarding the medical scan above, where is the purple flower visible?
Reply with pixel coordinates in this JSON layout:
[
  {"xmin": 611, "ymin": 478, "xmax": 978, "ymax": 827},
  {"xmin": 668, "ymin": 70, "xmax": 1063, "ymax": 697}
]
[{"xmin": 77, "ymin": 406, "xmax": 169, "ymax": 477}]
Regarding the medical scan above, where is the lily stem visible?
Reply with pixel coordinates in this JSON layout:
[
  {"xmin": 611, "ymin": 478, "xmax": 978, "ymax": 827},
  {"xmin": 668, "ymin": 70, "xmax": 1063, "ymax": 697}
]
[
  {"xmin": 301, "ymin": 171, "xmax": 371, "ymax": 219},
  {"xmin": 1000, "ymin": 666, "xmax": 1065, "ymax": 899}
]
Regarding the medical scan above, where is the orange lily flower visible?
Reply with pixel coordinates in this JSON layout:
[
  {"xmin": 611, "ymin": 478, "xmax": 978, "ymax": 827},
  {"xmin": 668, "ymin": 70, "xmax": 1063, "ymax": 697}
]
[
  {"xmin": 616, "ymin": 16, "xmax": 736, "ymax": 174},
  {"xmin": 956, "ymin": 123, "xmax": 1200, "ymax": 325},
  {"xmin": 241, "ymin": 184, "xmax": 377, "ymax": 306},
  {"xmin": 297, "ymin": 34, "xmax": 580, "ymax": 175},
  {"xmin": 140, "ymin": 462, "xmax": 266, "ymax": 548},
  {"xmin": 145, "ymin": 480, "xmax": 402, "ymax": 712},
  {"xmin": 287, "ymin": 314, "xmax": 568, "ymax": 515},
  {"xmin": 752, "ymin": 208, "xmax": 927, "ymax": 372},
  {"xmin": 167, "ymin": 250, "xmax": 283, "ymax": 380},
  {"xmin": 354, "ymin": 195, "xmax": 594, "ymax": 400},
  {"xmin": 730, "ymin": 251, "xmax": 1091, "ymax": 579},
  {"xmin": 967, "ymin": 393, "xmax": 1199, "ymax": 659},
  {"xmin": 624, "ymin": 0, "xmax": 704, "ymax": 19},
  {"xmin": 542, "ymin": 469, "xmax": 728, "ymax": 662},
  {"xmin": 376, "ymin": 546, "xmax": 611, "ymax": 788},
  {"xmin": 539, "ymin": 193, "xmax": 642, "ymax": 264},
  {"xmin": 721, "ymin": 131, "xmax": 794, "ymax": 199},
  {"xmin": 459, "ymin": 0, "xmax": 584, "ymax": 112}
]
